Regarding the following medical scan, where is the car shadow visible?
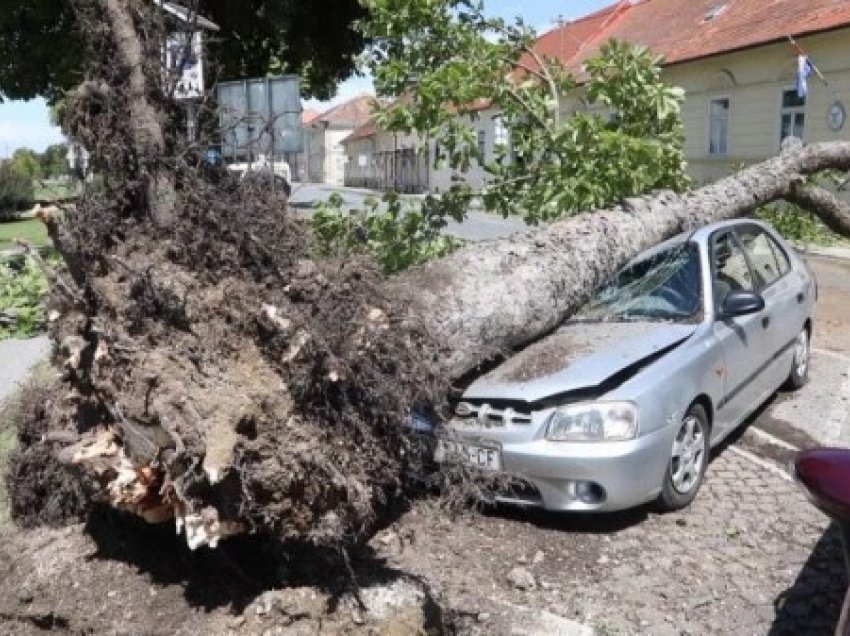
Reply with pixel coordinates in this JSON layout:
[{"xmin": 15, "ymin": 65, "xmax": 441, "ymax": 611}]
[
  {"xmin": 767, "ymin": 522, "xmax": 847, "ymax": 635},
  {"xmin": 478, "ymin": 500, "xmax": 650, "ymax": 534}
]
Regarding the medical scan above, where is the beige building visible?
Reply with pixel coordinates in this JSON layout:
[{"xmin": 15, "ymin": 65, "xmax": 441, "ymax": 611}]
[
  {"xmin": 305, "ymin": 95, "xmax": 373, "ymax": 185},
  {"xmin": 342, "ymin": 103, "xmax": 503, "ymax": 193},
  {"xmin": 534, "ymin": 0, "xmax": 850, "ymax": 184},
  {"xmin": 343, "ymin": 0, "xmax": 850, "ymax": 194}
]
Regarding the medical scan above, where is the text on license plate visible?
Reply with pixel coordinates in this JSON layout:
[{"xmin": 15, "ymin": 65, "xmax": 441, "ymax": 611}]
[{"xmin": 435, "ymin": 440, "xmax": 502, "ymax": 471}]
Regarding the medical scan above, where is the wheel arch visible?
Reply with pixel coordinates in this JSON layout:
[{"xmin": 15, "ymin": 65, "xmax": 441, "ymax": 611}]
[{"xmin": 690, "ymin": 394, "xmax": 714, "ymax": 432}]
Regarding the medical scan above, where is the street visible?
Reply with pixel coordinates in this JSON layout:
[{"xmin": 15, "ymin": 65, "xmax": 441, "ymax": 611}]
[{"xmin": 288, "ymin": 181, "xmax": 529, "ymax": 241}]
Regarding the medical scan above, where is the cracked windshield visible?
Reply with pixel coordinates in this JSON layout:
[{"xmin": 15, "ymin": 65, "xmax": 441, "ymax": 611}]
[{"xmin": 578, "ymin": 243, "xmax": 702, "ymax": 322}]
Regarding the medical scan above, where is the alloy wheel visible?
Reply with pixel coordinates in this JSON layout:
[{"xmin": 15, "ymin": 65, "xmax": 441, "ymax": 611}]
[{"xmin": 670, "ymin": 415, "xmax": 706, "ymax": 495}]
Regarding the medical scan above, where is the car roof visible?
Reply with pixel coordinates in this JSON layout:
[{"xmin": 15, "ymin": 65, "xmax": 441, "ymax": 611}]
[{"xmin": 638, "ymin": 218, "xmax": 777, "ymax": 256}]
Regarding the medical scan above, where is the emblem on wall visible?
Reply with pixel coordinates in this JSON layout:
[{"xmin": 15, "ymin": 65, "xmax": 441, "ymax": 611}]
[{"xmin": 828, "ymin": 101, "xmax": 846, "ymax": 132}]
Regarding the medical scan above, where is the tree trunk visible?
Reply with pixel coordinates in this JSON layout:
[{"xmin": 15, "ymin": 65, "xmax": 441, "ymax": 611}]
[
  {"xmin": 394, "ymin": 139, "xmax": 850, "ymax": 380},
  {"xmin": 32, "ymin": 138, "xmax": 850, "ymax": 551},
  {"xmin": 102, "ymin": 0, "xmax": 175, "ymax": 228}
]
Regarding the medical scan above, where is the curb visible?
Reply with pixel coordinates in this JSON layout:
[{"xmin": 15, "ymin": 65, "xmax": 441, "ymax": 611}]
[{"xmin": 792, "ymin": 243, "xmax": 850, "ymax": 262}]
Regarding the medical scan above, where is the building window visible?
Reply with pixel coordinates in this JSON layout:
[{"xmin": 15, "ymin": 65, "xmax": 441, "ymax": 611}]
[
  {"xmin": 493, "ymin": 117, "xmax": 509, "ymax": 148},
  {"xmin": 477, "ymin": 129, "xmax": 486, "ymax": 161},
  {"xmin": 780, "ymin": 89, "xmax": 806, "ymax": 143},
  {"xmin": 709, "ymin": 98, "xmax": 729, "ymax": 155}
]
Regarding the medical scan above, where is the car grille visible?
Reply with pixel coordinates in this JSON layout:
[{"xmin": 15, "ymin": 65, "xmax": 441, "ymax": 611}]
[{"xmin": 454, "ymin": 402, "xmax": 533, "ymax": 427}]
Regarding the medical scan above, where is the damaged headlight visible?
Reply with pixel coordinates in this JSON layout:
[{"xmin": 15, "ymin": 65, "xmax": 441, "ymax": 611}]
[{"xmin": 545, "ymin": 402, "xmax": 638, "ymax": 442}]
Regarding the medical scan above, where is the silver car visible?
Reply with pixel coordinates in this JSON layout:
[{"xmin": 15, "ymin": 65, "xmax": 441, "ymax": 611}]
[{"xmin": 437, "ymin": 219, "xmax": 816, "ymax": 512}]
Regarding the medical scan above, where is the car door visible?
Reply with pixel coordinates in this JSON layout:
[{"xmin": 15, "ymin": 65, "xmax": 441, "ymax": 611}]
[
  {"xmin": 711, "ymin": 230, "xmax": 774, "ymax": 432},
  {"xmin": 735, "ymin": 224, "xmax": 802, "ymax": 390}
]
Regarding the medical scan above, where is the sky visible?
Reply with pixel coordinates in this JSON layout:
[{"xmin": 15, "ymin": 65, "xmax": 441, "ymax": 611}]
[{"xmin": 0, "ymin": 0, "xmax": 613, "ymax": 155}]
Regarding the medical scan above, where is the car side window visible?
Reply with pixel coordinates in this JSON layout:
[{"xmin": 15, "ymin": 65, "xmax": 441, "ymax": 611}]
[
  {"xmin": 713, "ymin": 232, "xmax": 753, "ymax": 308},
  {"xmin": 736, "ymin": 226, "xmax": 783, "ymax": 289},
  {"xmin": 767, "ymin": 234, "xmax": 791, "ymax": 276}
]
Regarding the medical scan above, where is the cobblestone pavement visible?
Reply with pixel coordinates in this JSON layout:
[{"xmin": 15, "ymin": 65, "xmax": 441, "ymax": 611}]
[{"xmin": 377, "ymin": 444, "xmax": 842, "ymax": 635}]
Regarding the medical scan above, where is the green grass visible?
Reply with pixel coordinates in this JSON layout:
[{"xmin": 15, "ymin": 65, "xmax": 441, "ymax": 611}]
[
  {"xmin": 33, "ymin": 179, "xmax": 79, "ymax": 203},
  {"xmin": 0, "ymin": 217, "xmax": 49, "ymax": 251}
]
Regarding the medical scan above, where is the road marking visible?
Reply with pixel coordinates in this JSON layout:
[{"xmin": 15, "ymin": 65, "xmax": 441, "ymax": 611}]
[
  {"xmin": 727, "ymin": 445, "xmax": 794, "ymax": 482},
  {"xmin": 824, "ymin": 356, "xmax": 850, "ymax": 443},
  {"xmin": 747, "ymin": 426, "xmax": 801, "ymax": 452}
]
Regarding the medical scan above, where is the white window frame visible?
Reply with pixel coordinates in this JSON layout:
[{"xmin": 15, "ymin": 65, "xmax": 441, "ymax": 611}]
[
  {"xmin": 707, "ymin": 96, "xmax": 730, "ymax": 156},
  {"xmin": 778, "ymin": 86, "xmax": 807, "ymax": 148},
  {"xmin": 477, "ymin": 129, "xmax": 487, "ymax": 163}
]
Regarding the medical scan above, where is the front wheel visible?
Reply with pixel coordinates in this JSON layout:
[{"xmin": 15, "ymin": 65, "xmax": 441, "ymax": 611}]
[
  {"xmin": 657, "ymin": 403, "xmax": 710, "ymax": 512},
  {"xmin": 783, "ymin": 327, "xmax": 810, "ymax": 391}
]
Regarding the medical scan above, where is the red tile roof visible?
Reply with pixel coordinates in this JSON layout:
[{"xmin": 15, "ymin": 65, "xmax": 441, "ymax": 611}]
[
  {"xmin": 542, "ymin": 0, "xmax": 850, "ymax": 72},
  {"xmin": 345, "ymin": 117, "xmax": 379, "ymax": 143},
  {"xmin": 313, "ymin": 94, "xmax": 375, "ymax": 128},
  {"xmin": 517, "ymin": 3, "xmax": 628, "ymax": 75},
  {"xmin": 301, "ymin": 109, "xmax": 321, "ymax": 125}
]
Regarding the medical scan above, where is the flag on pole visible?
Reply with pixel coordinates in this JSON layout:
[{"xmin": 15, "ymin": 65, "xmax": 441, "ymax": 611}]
[
  {"xmin": 788, "ymin": 35, "xmax": 827, "ymax": 95},
  {"xmin": 797, "ymin": 54, "xmax": 813, "ymax": 98}
]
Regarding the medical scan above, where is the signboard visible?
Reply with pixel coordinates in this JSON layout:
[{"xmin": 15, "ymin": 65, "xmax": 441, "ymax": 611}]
[
  {"xmin": 165, "ymin": 31, "xmax": 205, "ymax": 100},
  {"xmin": 217, "ymin": 76, "xmax": 303, "ymax": 159}
]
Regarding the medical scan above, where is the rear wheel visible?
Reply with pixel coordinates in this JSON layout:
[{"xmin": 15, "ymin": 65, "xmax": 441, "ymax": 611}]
[
  {"xmin": 783, "ymin": 327, "xmax": 810, "ymax": 390},
  {"xmin": 657, "ymin": 403, "xmax": 709, "ymax": 512}
]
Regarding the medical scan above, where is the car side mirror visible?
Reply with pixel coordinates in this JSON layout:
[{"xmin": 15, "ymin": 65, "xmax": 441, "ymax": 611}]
[{"xmin": 720, "ymin": 290, "xmax": 765, "ymax": 319}]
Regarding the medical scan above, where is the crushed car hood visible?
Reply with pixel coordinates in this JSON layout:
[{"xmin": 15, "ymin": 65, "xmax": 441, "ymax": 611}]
[{"xmin": 463, "ymin": 321, "xmax": 696, "ymax": 403}]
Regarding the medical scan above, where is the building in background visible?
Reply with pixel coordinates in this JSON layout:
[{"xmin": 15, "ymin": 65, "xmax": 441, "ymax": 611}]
[
  {"xmin": 305, "ymin": 95, "xmax": 374, "ymax": 185},
  {"xmin": 342, "ymin": 0, "xmax": 850, "ymax": 194}
]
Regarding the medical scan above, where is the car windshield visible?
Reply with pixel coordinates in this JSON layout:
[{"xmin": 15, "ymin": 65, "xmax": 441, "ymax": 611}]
[{"xmin": 576, "ymin": 242, "xmax": 702, "ymax": 323}]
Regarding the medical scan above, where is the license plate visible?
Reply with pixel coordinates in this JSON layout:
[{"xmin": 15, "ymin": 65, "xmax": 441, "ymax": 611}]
[{"xmin": 435, "ymin": 439, "xmax": 502, "ymax": 471}]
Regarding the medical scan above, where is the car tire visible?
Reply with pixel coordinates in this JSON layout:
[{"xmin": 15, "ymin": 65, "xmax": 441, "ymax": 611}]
[
  {"xmin": 657, "ymin": 403, "xmax": 710, "ymax": 512},
  {"xmin": 783, "ymin": 327, "xmax": 810, "ymax": 391}
]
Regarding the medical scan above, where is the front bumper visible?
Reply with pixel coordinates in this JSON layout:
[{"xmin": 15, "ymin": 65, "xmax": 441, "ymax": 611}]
[{"xmin": 450, "ymin": 424, "xmax": 675, "ymax": 512}]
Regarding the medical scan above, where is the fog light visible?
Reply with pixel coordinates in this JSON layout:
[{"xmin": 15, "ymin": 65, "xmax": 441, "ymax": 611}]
[{"xmin": 575, "ymin": 481, "xmax": 606, "ymax": 504}]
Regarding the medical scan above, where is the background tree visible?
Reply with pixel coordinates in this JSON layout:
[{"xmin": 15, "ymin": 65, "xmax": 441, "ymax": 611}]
[
  {"xmin": 39, "ymin": 143, "xmax": 69, "ymax": 178},
  {"xmin": 359, "ymin": 0, "xmax": 689, "ymax": 224},
  {"xmin": 0, "ymin": 161, "xmax": 34, "ymax": 218},
  {"xmin": 0, "ymin": 0, "xmax": 369, "ymax": 102},
  {"xmin": 9, "ymin": 148, "xmax": 42, "ymax": 180}
]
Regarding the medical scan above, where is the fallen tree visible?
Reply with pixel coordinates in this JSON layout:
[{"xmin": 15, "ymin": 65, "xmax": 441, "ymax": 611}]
[{"xmin": 8, "ymin": 1, "xmax": 850, "ymax": 550}]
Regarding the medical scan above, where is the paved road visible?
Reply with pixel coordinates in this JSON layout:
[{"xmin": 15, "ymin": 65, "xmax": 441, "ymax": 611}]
[
  {"xmin": 0, "ymin": 336, "xmax": 50, "ymax": 404},
  {"xmin": 288, "ymin": 181, "xmax": 528, "ymax": 241}
]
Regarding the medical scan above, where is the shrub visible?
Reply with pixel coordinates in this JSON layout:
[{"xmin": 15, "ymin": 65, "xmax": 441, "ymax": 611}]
[
  {"xmin": 756, "ymin": 201, "xmax": 838, "ymax": 245},
  {"xmin": 0, "ymin": 256, "xmax": 49, "ymax": 339},
  {"xmin": 311, "ymin": 192, "xmax": 463, "ymax": 273},
  {"xmin": 0, "ymin": 162, "xmax": 34, "ymax": 220}
]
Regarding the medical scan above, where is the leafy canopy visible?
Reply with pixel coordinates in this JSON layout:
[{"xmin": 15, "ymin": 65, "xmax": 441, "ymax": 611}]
[
  {"xmin": 0, "ymin": 0, "xmax": 369, "ymax": 102},
  {"xmin": 312, "ymin": 193, "xmax": 462, "ymax": 274},
  {"xmin": 359, "ymin": 0, "xmax": 690, "ymax": 224}
]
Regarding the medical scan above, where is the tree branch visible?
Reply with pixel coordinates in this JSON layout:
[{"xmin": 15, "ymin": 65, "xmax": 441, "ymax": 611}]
[{"xmin": 786, "ymin": 182, "xmax": 850, "ymax": 236}]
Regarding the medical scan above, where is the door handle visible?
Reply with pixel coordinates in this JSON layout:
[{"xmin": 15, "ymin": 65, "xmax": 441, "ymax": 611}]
[{"xmin": 762, "ymin": 316, "xmax": 771, "ymax": 329}]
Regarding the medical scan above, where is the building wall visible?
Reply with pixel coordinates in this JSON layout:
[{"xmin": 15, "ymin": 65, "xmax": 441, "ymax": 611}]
[
  {"xmin": 429, "ymin": 107, "xmax": 500, "ymax": 192},
  {"xmin": 306, "ymin": 125, "xmax": 326, "ymax": 183},
  {"xmin": 305, "ymin": 126, "xmax": 355, "ymax": 184},
  {"xmin": 665, "ymin": 28, "xmax": 850, "ymax": 184},
  {"xmin": 324, "ymin": 129, "xmax": 353, "ymax": 186},
  {"xmin": 342, "ymin": 107, "xmax": 504, "ymax": 193}
]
